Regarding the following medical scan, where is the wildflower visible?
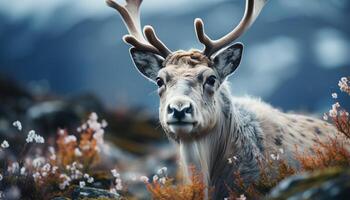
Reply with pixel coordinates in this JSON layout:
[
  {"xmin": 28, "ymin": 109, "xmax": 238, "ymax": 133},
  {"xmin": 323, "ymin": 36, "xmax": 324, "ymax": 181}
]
[
  {"xmin": 90, "ymin": 112, "xmax": 98, "ymax": 121},
  {"xmin": 64, "ymin": 135, "xmax": 77, "ymax": 144},
  {"xmin": 49, "ymin": 146, "xmax": 56, "ymax": 160},
  {"xmin": 42, "ymin": 163, "xmax": 51, "ymax": 171},
  {"xmin": 270, "ymin": 153, "xmax": 280, "ymax": 160},
  {"xmin": 58, "ymin": 129, "xmax": 65, "ymax": 136},
  {"xmin": 115, "ymin": 179, "xmax": 123, "ymax": 190},
  {"xmin": 159, "ymin": 177, "xmax": 166, "ymax": 184},
  {"xmin": 279, "ymin": 148, "xmax": 284, "ymax": 154},
  {"xmin": 87, "ymin": 177, "xmax": 94, "ymax": 183},
  {"xmin": 338, "ymin": 77, "xmax": 350, "ymax": 94},
  {"xmin": 157, "ymin": 167, "xmax": 167, "ymax": 175},
  {"xmin": 323, "ymin": 113, "xmax": 329, "ymax": 121},
  {"xmin": 236, "ymin": 194, "xmax": 247, "ymax": 200},
  {"xmin": 33, "ymin": 172, "xmax": 41, "ymax": 182},
  {"xmin": 1, "ymin": 140, "xmax": 9, "ymax": 148},
  {"xmin": 20, "ymin": 167, "xmax": 26, "ymax": 175},
  {"xmin": 331, "ymin": 93, "xmax": 338, "ymax": 99},
  {"xmin": 12, "ymin": 120, "xmax": 22, "ymax": 131},
  {"xmin": 111, "ymin": 169, "xmax": 120, "ymax": 178},
  {"xmin": 52, "ymin": 166, "xmax": 58, "ymax": 174},
  {"xmin": 84, "ymin": 173, "xmax": 90, "ymax": 179},
  {"xmin": 8, "ymin": 162, "xmax": 19, "ymax": 174},
  {"xmin": 26, "ymin": 130, "xmax": 36, "ymax": 143},
  {"xmin": 79, "ymin": 181, "xmax": 86, "ymax": 188},
  {"xmin": 228, "ymin": 158, "xmax": 233, "ymax": 164},
  {"xmin": 26, "ymin": 130, "xmax": 45, "ymax": 143},
  {"xmin": 0, "ymin": 174, "xmax": 2, "ymax": 181},
  {"xmin": 59, "ymin": 174, "xmax": 71, "ymax": 190},
  {"xmin": 110, "ymin": 188, "xmax": 119, "ymax": 195},
  {"xmin": 328, "ymin": 102, "xmax": 340, "ymax": 118},
  {"xmin": 101, "ymin": 119, "xmax": 108, "ymax": 128},
  {"xmin": 74, "ymin": 148, "xmax": 82, "ymax": 157},
  {"xmin": 140, "ymin": 176, "xmax": 149, "ymax": 183},
  {"xmin": 153, "ymin": 175, "xmax": 159, "ymax": 182},
  {"xmin": 32, "ymin": 157, "xmax": 45, "ymax": 168},
  {"xmin": 34, "ymin": 135, "xmax": 45, "ymax": 143}
]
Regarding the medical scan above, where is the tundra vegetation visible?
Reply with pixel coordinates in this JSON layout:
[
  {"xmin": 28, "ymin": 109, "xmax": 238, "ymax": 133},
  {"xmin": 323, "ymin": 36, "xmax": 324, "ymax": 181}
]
[{"xmin": 0, "ymin": 77, "xmax": 349, "ymax": 199}]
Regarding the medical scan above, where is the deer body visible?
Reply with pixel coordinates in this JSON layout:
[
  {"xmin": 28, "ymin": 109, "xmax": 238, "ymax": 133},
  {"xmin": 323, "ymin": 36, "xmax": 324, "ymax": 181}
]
[
  {"xmin": 107, "ymin": 0, "xmax": 337, "ymax": 199},
  {"xmin": 178, "ymin": 81, "xmax": 336, "ymax": 199}
]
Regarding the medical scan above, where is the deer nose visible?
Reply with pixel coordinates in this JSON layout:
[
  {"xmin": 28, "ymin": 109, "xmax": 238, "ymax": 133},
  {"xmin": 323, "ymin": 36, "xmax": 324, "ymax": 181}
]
[{"xmin": 167, "ymin": 103, "xmax": 193, "ymax": 120}]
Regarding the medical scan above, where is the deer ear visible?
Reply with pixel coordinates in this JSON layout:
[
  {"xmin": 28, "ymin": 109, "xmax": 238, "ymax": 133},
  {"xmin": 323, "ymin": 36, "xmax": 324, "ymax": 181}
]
[
  {"xmin": 212, "ymin": 43, "xmax": 243, "ymax": 80},
  {"xmin": 130, "ymin": 48, "xmax": 164, "ymax": 82}
]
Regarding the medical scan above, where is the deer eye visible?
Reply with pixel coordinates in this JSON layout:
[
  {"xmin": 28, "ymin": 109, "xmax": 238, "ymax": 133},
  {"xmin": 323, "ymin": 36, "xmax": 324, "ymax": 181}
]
[
  {"xmin": 205, "ymin": 75, "xmax": 216, "ymax": 87},
  {"xmin": 156, "ymin": 77, "xmax": 164, "ymax": 88}
]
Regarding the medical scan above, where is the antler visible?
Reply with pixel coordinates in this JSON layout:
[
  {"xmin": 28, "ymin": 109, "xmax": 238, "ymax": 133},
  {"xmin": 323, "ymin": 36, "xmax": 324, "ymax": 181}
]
[
  {"xmin": 106, "ymin": 0, "xmax": 171, "ymax": 58},
  {"xmin": 195, "ymin": 0, "xmax": 268, "ymax": 57}
]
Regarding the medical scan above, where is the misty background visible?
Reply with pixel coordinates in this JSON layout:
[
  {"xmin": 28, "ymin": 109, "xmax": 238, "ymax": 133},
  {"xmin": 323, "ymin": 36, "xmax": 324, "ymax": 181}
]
[{"xmin": 0, "ymin": 0, "xmax": 349, "ymax": 115}]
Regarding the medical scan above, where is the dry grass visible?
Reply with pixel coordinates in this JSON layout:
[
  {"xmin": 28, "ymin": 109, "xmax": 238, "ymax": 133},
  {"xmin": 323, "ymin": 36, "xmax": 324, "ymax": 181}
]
[{"xmin": 145, "ymin": 167, "xmax": 206, "ymax": 200}]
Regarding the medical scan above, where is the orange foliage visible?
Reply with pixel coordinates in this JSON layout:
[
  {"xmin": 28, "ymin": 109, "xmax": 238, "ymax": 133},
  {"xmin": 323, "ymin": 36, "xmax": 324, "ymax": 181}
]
[
  {"xmin": 295, "ymin": 137, "xmax": 350, "ymax": 171},
  {"xmin": 55, "ymin": 128, "xmax": 100, "ymax": 170},
  {"xmin": 146, "ymin": 167, "xmax": 206, "ymax": 200}
]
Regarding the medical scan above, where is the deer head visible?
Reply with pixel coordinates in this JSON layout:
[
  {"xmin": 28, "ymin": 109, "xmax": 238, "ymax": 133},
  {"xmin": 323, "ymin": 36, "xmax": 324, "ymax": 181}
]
[{"xmin": 107, "ymin": 0, "xmax": 267, "ymax": 141}]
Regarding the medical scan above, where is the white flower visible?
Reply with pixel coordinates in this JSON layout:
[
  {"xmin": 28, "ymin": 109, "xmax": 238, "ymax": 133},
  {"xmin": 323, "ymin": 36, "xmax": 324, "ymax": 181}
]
[
  {"xmin": 331, "ymin": 93, "xmax": 338, "ymax": 99},
  {"xmin": 101, "ymin": 120, "xmax": 108, "ymax": 128},
  {"xmin": 111, "ymin": 169, "xmax": 120, "ymax": 178},
  {"xmin": 329, "ymin": 109, "xmax": 337, "ymax": 118},
  {"xmin": 79, "ymin": 181, "xmax": 86, "ymax": 188},
  {"xmin": 323, "ymin": 113, "xmax": 329, "ymax": 121},
  {"xmin": 236, "ymin": 194, "xmax": 247, "ymax": 200},
  {"xmin": 58, "ymin": 129, "xmax": 65, "ymax": 135},
  {"xmin": 20, "ymin": 167, "xmax": 26, "ymax": 175},
  {"xmin": 279, "ymin": 148, "xmax": 284, "ymax": 154},
  {"xmin": 159, "ymin": 177, "xmax": 166, "ymax": 184},
  {"xmin": 140, "ymin": 176, "xmax": 149, "ymax": 183},
  {"xmin": 338, "ymin": 77, "xmax": 350, "ymax": 94},
  {"xmin": 12, "ymin": 120, "xmax": 22, "ymax": 131},
  {"xmin": 89, "ymin": 112, "xmax": 98, "ymax": 121},
  {"xmin": 42, "ymin": 163, "xmax": 51, "ymax": 171},
  {"xmin": 33, "ymin": 172, "xmax": 41, "ymax": 182},
  {"xmin": 32, "ymin": 157, "xmax": 45, "ymax": 168},
  {"xmin": 84, "ymin": 173, "xmax": 90, "ymax": 179},
  {"xmin": 87, "ymin": 177, "xmax": 94, "ymax": 183},
  {"xmin": 74, "ymin": 148, "xmax": 82, "ymax": 157},
  {"xmin": 153, "ymin": 175, "xmax": 159, "ymax": 182},
  {"xmin": 0, "ymin": 174, "xmax": 3, "ymax": 181},
  {"xmin": 227, "ymin": 158, "xmax": 233, "ymax": 164},
  {"xmin": 157, "ymin": 167, "xmax": 167, "ymax": 175},
  {"xmin": 26, "ymin": 130, "xmax": 45, "ymax": 143},
  {"xmin": 270, "ymin": 153, "xmax": 280, "ymax": 160},
  {"xmin": 64, "ymin": 135, "xmax": 77, "ymax": 144},
  {"xmin": 52, "ymin": 166, "xmax": 58, "ymax": 174},
  {"xmin": 1, "ymin": 140, "xmax": 9, "ymax": 148},
  {"xmin": 34, "ymin": 135, "xmax": 45, "ymax": 143},
  {"xmin": 109, "ymin": 188, "xmax": 119, "ymax": 195},
  {"xmin": 8, "ymin": 162, "xmax": 19, "ymax": 174}
]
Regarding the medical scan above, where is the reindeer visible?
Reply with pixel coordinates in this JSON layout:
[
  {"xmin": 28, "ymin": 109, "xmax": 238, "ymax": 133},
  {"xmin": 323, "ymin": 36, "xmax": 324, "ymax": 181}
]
[{"xmin": 106, "ymin": 0, "xmax": 338, "ymax": 198}]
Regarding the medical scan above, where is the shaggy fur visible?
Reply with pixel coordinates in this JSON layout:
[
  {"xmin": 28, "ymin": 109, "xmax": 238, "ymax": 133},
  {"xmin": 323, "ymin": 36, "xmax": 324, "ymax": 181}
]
[{"xmin": 129, "ymin": 47, "xmax": 338, "ymax": 199}]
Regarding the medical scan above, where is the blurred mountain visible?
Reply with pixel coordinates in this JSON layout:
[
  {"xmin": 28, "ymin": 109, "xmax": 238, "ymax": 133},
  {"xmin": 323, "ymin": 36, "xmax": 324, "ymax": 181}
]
[{"xmin": 0, "ymin": 0, "xmax": 349, "ymax": 113}]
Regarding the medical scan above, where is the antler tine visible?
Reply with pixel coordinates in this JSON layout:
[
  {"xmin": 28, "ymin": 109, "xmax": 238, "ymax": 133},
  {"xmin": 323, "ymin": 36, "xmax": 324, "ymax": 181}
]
[
  {"xmin": 195, "ymin": 0, "xmax": 267, "ymax": 57},
  {"xmin": 144, "ymin": 26, "xmax": 172, "ymax": 57},
  {"xmin": 107, "ymin": 0, "xmax": 171, "ymax": 58}
]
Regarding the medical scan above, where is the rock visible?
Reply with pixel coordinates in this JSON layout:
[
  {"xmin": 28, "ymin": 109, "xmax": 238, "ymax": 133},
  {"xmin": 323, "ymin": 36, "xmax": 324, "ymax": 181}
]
[
  {"xmin": 71, "ymin": 186, "xmax": 121, "ymax": 200},
  {"xmin": 267, "ymin": 167, "xmax": 350, "ymax": 200}
]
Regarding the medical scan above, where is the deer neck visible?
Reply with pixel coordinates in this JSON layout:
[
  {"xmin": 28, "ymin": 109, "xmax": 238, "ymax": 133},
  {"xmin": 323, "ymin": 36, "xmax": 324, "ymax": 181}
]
[{"xmin": 178, "ymin": 84, "xmax": 264, "ymax": 196}]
